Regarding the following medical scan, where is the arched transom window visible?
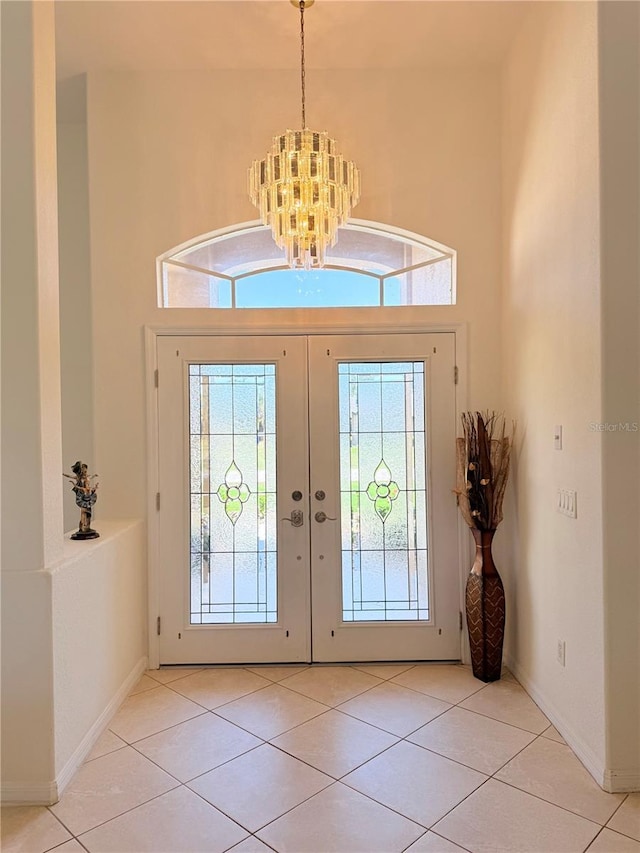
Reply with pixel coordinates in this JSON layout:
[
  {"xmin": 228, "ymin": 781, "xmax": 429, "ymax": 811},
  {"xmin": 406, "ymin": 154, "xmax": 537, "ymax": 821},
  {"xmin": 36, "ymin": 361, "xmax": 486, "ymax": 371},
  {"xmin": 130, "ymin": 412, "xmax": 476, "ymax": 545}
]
[{"xmin": 158, "ymin": 220, "xmax": 456, "ymax": 309}]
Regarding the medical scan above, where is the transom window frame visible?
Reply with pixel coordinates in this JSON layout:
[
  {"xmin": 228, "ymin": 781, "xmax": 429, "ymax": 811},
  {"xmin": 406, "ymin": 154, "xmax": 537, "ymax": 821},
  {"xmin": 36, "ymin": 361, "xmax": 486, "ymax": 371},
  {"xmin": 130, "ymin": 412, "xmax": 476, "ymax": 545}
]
[{"xmin": 157, "ymin": 219, "xmax": 457, "ymax": 309}]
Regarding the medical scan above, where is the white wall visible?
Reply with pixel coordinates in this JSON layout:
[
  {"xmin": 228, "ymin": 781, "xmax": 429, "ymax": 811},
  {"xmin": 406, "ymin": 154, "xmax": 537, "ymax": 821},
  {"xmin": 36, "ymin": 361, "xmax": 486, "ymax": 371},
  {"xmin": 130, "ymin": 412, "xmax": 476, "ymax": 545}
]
[
  {"xmin": 1, "ymin": 4, "xmax": 148, "ymax": 804},
  {"xmin": 1, "ymin": 0, "xmax": 62, "ymax": 800},
  {"xmin": 598, "ymin": 1, "xmax": 640, "ymax": 790},
  {"xmin": 57, "ymin": 115, "xmax": 95, "ymax": 534},
  {"xmin": 47, "ymin": 0, "xmax": 639, "ymax": 796},
  {"xmin": 501, "ymin": 2, "xmax": 606, "ymax": 780},
  {"xmin": 53, "ymin": 520, "xmax": 147, "ymax": 781},
  {"xmin": 84, "ymin": 67, "xmax": 504, "ymax": 519}
]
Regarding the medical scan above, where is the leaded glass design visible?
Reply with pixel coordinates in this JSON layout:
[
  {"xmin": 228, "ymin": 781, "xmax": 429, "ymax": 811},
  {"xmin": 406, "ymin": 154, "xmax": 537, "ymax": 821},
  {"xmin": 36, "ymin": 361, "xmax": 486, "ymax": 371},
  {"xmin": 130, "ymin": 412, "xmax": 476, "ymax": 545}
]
[
  {"xmin": 216, "ymin": 461, "xmax": 250, "ymax": 524},
  {"xmin": 189, "ymin": 364, "xmax": 277, "ymax": 624},
  {"xmin": 339, "ymin": 362, "xmax": 429, "ymax": 622},
  {"xmin": 365, "ymin": 460, "xmax": 400, "ymax": 522}
]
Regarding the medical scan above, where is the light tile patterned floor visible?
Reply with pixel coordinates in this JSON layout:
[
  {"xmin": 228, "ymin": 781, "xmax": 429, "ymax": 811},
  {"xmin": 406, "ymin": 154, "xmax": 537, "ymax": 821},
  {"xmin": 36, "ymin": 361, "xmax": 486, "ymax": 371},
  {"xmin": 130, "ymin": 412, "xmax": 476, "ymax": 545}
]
[{"xmin": 2, "ymin": 664, "xmax": 639, "ymax": 853}]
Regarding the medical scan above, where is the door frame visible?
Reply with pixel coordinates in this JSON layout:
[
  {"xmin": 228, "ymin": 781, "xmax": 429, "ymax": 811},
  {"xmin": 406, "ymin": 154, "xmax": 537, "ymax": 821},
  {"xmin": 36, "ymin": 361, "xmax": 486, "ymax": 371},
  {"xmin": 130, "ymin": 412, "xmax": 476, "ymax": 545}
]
[{"xmin": 145, "ymin": 317, "xmax": 470, "ymax": 669}]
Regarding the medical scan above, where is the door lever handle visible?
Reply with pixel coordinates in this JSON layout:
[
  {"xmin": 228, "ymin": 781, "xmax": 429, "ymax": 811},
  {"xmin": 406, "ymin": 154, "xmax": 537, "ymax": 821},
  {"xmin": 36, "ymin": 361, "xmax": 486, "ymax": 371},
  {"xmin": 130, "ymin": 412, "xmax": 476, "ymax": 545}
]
[
  {"xmin": 282, "ymin": 509, "xmax": 304, "ymax": 527},
  {"xmin": 314, "ymin": 511, "xmax": 337, "ymax": 523}
]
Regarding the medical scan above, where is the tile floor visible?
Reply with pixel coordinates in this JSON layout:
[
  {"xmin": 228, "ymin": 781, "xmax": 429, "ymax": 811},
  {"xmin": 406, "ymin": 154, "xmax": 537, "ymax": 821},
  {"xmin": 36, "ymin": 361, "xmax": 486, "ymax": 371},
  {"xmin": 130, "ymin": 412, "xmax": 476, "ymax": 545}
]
[{"xmin": 2, "ymin": 663, "xmax": 639, "ymax": 853}]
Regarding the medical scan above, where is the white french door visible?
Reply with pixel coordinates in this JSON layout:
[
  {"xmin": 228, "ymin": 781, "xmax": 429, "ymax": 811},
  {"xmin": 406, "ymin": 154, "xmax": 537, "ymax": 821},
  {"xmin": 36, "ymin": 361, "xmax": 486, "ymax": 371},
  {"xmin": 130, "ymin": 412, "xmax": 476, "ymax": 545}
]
[
  {"xmin": 158, "ymin": 336, "xmax": 310, "ymax": 664},
  {"xmin": 157, "ymin": 332, "xmax": 460, "ymax": 664}
]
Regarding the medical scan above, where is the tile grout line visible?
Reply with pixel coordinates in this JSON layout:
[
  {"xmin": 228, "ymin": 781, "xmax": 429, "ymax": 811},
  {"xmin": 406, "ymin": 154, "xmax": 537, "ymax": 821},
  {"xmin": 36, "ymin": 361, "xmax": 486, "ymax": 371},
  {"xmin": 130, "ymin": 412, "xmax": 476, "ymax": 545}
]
[
  {"xmin": 43, "ymin": 836, "xmax": 90, "ymax": 853},
  {"xmin": 163, "ymin": 680, "xmax": 274, "ymax": 713},
  {"xmin": 406, "ymin": 827, "xmax": 476, "ymax": 853},
  {"xmin": 605, "ymin": 789, "xmax": 631, "ymax": 822},
  {"xmin": 107, "ymin": 668, "xmax": 558, "ymax": 806},
  {"xmin": 163, "ymin": 672, "xmax": 333, "ymax": 715},
  {"xmin": 185, "ymin": 777, "xmax": 274, "ymax": 837},
  {"xmin": 268, "ymin": 725, "xmax": 401, "ymax": 783},
  {"xmin": 453, "ymin": 712, "xmax": 620, "ymax": 832},
  {"xmin": 61, "ymin": 778, "xmax": 249, "ymax": 849},
  {"xmin": 243, "ymin": 777, "xmax": 422, "ymax": 845},
  {"xmin": 48, "ymin": 774, "xmax": 183, "ymax": 840},
  {"xmin": 222, "ymin": 669, "xmax": 619, "ymax": 840},
  {"xmin": 105, "ymin": 671, "xmax": 489, "ymax": 846},
  {"xmin": 128, "ymin": 734, "xmax": 266, "ymax": 786},
  {"xmin": 479, "ymin": 776, "xmax": 610, "ymax": 830},
  {"xmin": 484, "ymin": 729, "xmax": 628, "ymax": 827},
  {"xmin": 337, "ymin": 734, "xmax": 490, "ymax": 832},
  {"xmin": 67, "ymin": 688, "xmax": 410, "ymax": 847},
  {"xmin": 403, "ymin": 722, "xmax": 614, "ymax": 848},
  {"xmin": 71, "ymin": 725, "xmax": 614, "ymax": 852},
  {"xmin": 30, "ymin": 665, "xmax": 621, "ymax": 853},
  {"xmin": 111, "ymin": 667, "xmax": 575, "ymax": 759},
  {"xmin": 605, "ymin": 826, "xmax": 640, "ymax": 845},
  {"xmin": 585, "ymin": 825, "xmax": 611, "ymax": 852}
]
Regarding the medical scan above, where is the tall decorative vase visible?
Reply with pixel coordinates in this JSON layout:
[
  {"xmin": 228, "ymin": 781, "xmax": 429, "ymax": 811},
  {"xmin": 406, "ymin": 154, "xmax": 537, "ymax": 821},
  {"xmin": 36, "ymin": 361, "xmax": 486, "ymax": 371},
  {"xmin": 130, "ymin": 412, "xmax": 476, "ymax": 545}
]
[{"xmin": 465, "ymin": 529, "xmax": 505, "ymax": 682}]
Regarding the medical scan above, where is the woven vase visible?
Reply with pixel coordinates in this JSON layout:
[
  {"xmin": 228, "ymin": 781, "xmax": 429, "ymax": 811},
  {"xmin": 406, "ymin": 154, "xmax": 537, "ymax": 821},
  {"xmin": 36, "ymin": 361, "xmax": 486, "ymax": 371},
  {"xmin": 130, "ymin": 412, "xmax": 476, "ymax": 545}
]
[{"xmin": 465, "ymin": 528, "xmax": 505, "ymax": 682}]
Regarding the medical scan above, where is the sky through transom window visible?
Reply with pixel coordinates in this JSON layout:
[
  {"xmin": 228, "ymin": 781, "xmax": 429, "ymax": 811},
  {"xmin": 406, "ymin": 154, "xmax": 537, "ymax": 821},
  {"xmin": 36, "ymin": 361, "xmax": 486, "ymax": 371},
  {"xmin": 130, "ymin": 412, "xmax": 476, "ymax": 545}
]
[{"xmin": 159, "ymin": 221, "xmax": 456, "ymax": 308}]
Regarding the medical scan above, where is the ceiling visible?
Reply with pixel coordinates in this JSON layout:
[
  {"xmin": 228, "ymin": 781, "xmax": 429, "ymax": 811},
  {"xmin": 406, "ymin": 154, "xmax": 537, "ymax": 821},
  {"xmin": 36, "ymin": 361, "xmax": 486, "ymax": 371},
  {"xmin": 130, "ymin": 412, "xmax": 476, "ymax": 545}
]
[{"xmin": 55, "ymin": 0, "xmax": 533, "ymax": 81}]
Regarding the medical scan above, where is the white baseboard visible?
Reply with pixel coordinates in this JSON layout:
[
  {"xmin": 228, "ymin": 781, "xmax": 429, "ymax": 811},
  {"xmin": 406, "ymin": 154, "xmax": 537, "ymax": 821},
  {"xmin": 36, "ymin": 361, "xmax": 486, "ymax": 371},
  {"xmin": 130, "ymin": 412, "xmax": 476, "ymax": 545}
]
[
  {"xmin": 1, "ymin": 656, "xmax": 147, "ymax": 805},
  {"xmin": 505, "ymin": 654, "xmax": 640, "ymax": 792},
  {"xmin": 603, "ymin": 768, "xmax": 640, "ymax": 793},
  {"xmin": 504, "ymin": 653, "xmax": 609, "ymax": 790},
  {"xmin": 55, "ymin": 656, "xmax": 148, "ymax": 799},
  {"xmin": 0, "ymin": 781, "xmax": 59, "ymax": 806}
]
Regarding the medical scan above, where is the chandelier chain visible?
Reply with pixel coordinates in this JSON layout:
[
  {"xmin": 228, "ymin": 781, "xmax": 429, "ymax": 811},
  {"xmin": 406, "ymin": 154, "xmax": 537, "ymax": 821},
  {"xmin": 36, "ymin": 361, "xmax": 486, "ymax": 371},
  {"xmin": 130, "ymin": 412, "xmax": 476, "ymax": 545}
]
[
  {"xmin": 248, "ymin": 0, "xmax": 360, "ymax": 269},
  {"xmin": 299, "ymin": 1, "xmax": 306, "ymax": 129}
]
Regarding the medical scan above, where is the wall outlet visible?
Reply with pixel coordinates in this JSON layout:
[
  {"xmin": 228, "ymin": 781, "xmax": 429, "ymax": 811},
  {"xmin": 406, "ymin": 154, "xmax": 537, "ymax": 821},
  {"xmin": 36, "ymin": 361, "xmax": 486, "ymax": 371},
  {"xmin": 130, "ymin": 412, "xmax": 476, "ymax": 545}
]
[
  {"xmin": 557, "ymin": 488, "xmax": 577, "ymax": 518},
  {"xmin": 556, "ymin": 639, "xmax": 566, "ymax": 667}
]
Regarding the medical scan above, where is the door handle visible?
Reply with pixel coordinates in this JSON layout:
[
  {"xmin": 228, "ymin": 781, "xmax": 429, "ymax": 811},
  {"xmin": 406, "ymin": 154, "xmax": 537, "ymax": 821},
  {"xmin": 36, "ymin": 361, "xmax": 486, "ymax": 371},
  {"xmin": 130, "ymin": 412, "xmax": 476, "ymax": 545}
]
[
  {"xmin": 314, "ymin": 511, "xmax": 337, "ymax": 523},
  {"xmin": 282, "ymin": 509, "xmax": 304, "ymax": 527}
]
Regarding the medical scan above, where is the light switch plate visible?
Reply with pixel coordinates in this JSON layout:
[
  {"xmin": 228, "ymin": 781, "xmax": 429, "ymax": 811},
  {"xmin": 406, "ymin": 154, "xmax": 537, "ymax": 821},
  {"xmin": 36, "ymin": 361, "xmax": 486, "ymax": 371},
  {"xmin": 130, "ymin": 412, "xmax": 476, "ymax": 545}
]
[
  {"xmin": 554, "ymin": 425, "xmax": 563, "ymax": 450},
  {"xmin": 557, "ymin": 488, "xmax": 577, "ymax": 518}
]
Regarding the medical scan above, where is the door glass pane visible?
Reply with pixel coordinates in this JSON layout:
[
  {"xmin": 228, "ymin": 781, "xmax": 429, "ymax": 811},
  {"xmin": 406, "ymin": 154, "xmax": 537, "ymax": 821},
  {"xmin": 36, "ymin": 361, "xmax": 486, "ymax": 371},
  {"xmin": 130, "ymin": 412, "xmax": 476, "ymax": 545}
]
[
  {"xmin": 338, "ymin": 362, "xmax": 429, "ymax": 622},
  {"xmin": 189, "ymin": 364, "xmax": 277, "ymax": 624}
]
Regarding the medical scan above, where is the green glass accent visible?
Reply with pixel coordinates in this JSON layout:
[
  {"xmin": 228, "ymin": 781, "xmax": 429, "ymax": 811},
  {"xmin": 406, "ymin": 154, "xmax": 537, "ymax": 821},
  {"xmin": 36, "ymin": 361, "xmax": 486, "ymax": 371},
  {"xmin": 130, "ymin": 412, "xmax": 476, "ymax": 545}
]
[
  {"xmin": 365, "ymin": 459, "xmax": 400, "ymax": 523},
  {"xmin": 217, "ymin": 461, "xmax": 251, "ymax": 525}
]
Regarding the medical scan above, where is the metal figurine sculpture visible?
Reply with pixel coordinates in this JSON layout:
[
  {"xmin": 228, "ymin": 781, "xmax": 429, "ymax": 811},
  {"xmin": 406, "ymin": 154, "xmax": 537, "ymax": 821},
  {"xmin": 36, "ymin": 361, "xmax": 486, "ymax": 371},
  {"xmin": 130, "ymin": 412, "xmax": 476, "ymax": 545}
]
[{"xmin": 64, "ymin": 461, "xmax": 100, "ymax": 540}]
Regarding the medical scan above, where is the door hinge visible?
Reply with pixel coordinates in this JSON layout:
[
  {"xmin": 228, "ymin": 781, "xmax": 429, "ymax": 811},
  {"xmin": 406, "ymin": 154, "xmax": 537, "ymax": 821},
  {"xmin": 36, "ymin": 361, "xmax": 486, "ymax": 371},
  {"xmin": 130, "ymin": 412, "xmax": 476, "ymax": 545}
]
[
  {"xmin": 154, "ymin": 368, "xmax": 159, "ymax": 388},
  {"xmin": 156, "ymin": 492, "xmax": 161, "ymax": 511},
  {"xmin": 459, "ymin": 611, "xmax": 463, "ymax": 631},
  {"xmin": 157, "ymin": 616, "xmax": 161, "ymax": 636},
  {"xmin": 454, "ymin": 366, "xmax": 459, "ymax": 385}
]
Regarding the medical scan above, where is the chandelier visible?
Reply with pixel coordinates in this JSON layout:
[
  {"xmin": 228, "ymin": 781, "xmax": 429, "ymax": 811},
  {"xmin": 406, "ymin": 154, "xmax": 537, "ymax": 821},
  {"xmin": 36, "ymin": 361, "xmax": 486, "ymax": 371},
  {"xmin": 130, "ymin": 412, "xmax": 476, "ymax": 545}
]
[{"xmin": 248, "ymin": 0, "xmax": 361, "ymax": 270}]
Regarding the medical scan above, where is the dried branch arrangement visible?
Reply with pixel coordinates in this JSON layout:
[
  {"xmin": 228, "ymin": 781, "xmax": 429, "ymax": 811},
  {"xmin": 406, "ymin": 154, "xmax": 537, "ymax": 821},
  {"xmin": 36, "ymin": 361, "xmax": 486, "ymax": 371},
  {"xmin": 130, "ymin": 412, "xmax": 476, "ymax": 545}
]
[{"xmin": 455, "ymin": 412, "xmax": 514, "ymax": 530}]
